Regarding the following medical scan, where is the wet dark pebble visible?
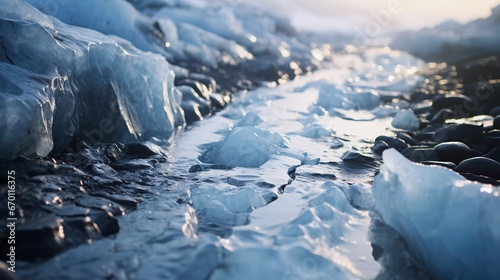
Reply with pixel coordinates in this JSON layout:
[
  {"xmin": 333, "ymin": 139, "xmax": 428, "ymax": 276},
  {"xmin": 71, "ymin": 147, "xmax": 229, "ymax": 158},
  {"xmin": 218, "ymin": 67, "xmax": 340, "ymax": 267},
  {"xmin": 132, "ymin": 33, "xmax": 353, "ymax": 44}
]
[
  {"xmin": 484, "ymin": 130, "xmax": 500, "ymax": 148},
  {"xmin": 177, "ymin": 79, "xmax": 211, "ymax": 100},
  {"xmin": 396, "ymin": 132, "xmax": 417, "ymax": 145},
  {"xmin": 432, "ymin": 94, "xmax": 474, "ymax": 111},
  {"xmin": 189, "ymin": 73, "xmax": 217, "ymax": 93},
  {"xmin": 210, "ymin": 93, "xmax": 229, "ymax": 109},
  {"xmin": 484, "ymin": 125, "xmax": 495, "ymax": 133},
  {"xmin": 433, "ymin": 124, "xmax": 484, "ymax": 145},
  {"xmin": 455, "ymin": 157, "xmax": 500, "ymax": 180},
  {"xmin": 411, "ymin": 101, "xmax": 433, "ymax": 115},
  {"xmin": 485, "ymin": 148, "xmax": 500, "ymax": 163},
  {"xmin": 494, "ymin": 116, "xmax": 500, "ymax": 129},
  {"xmin": 374, "ymin": 136, "xmax": 409, "ymax": 152},
  {"xmin": 375, "ymin": 62, "xmax": 500, "ymax": 187},
  {"xmin": 429, "ymin": 108, "xmax": 459, "ymax": 124},
  {"xmin": 182, "ymin": 87, "xmax": 211, "ymax": 116},
  {"xmin": 371, "ymin": 141, "xmax": 390, "ymax": 155},
  {"xmin": 341, "ymin": 151, "xmax": 375, "ymax": 164},
  {"xmin": 402, "ymin": 147, "xmax": 439, "ymax": 162},
  {"xmin": 490, "ymin": 107, "xmax": 500, "ymax": 117},
  {"xmin": 414, "ymin": 124, "xmax": 443, "ymax": 141},
  {"xmin": 182, "ymin": 100, "xmax": 204, "ymax": 122},
  {"xmin": 435, "ymin": 142, "xmax": 482, "ymax": 165}
]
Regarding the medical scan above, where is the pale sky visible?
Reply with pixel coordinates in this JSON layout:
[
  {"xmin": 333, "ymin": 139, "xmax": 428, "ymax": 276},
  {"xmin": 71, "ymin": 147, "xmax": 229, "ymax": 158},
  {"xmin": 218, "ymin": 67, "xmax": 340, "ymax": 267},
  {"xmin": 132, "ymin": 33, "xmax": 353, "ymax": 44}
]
[{"xmin": 252, "ymin": 0, "xmax": 500, "ymax": 33}]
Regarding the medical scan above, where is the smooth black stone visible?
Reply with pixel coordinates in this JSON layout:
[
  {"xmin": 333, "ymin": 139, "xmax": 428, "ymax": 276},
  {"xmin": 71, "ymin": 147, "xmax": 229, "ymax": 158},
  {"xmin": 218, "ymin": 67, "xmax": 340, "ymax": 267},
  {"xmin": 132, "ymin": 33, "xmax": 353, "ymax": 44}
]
[
  {"xmin": 179, "ymin": 85, "xmax": 211, "ymax": 115},
  {"xmin": 90, "ymin": 211, "xmax": 120, "ymax": 236},
  {"xmin": 490, "ymin": 107, "xmax": 500, "ymax": 117},
  {"xmin": 209, "ymin": 93, "xmax": 227, "ymax": 109},
  {"xmin": 433, "ymin": 124, "xmax": 484, "ymax": 144},
  {"xmin": 397, "ymin": 132, "xmax": 417, "ymax": 145},
  {"xmin": 435, "ymin": 142, "xmax": 482, "ymax": 165},
  {"xmin": 484, "ymin": 125, "xmax": 495, "ymax": 133},
  {"xmin": 485, "ymin": 148, "xmax": 500, "ymax": 163},
  {"xmin": 484, "ymin": 130, "xmax": 500, "ymax": 148},
  {"xmin": 459, "ymin": 173, "xmax": 500, "ymax": 186},
  {"xmin": 402, "ymin": 147, "xmax": 439, "ymax": 162},
  {"xmin": 189, "ymin": 73, "xmax": 217, "ymax": 93},
  {"xmin": 493, "ymin": 115, "xmax": 500, "ymax": 129},
  {"xmin": 416, "ymin": 124, "xmax": 445, "ymax": 140},
  {"xmin": 182, "ymin": 100, "xmax": 203, "ymax": 123},
  {"xmin": 176, "ymin": 79, "xmax": 210, "ymax": 100},
  {"xmin": 420, "ymin": 161, "xmax": 457, "ymax": 169},
  {"xmin": 341, "ymin": 151, "xmax": 374, "ymax": 164},
  {"xmin": 372, "ymin": 141, "xmax": 390, "ymax": 155},
  {"xmin": 415, "ymin": 132, "xmax": 435, "ymax": 141},
  {"xmin": 455, "ymin": 157, "xmax": 500, "ymax": 180},
  {"xmin": 374, "ymin": 136, "xmax": 409, "ymax": 152},
  {"xmin": 432, "ymin": 94, "xmax": 474, "ymax": 110},
  {"xmin": 429, "ymin": 108, "xmax": 459, "ymax": 124},
  {"xmin": 419, "ymin": 120, "xmax": 431, "ymax": 129}
]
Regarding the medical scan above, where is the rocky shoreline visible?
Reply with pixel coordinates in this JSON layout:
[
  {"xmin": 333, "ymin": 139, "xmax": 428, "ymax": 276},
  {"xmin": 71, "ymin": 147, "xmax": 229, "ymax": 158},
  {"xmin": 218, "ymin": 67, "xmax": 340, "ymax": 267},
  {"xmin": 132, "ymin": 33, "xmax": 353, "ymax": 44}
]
[
  {"xmin": 371, "ymin": 56, "xmax": 500, "ymax": 186},
  {"xmin": 2, "ymin": 53, "xmax": 497, "ymax": 272},
  {"xmin": 1, "ymin": 1, "xmax": 499, "ymax": 279}
]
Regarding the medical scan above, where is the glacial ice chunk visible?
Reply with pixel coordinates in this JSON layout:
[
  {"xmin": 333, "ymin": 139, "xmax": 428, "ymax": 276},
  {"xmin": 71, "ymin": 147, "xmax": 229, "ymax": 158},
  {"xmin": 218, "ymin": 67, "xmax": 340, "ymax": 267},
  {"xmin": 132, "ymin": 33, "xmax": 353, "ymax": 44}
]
[
  {"xmin": 199, "ymin": 127, "xmax": 286, "ymax": 167},
  {"xmin": 0, "ymin": 0, "xmax": 185, "ymax": 160},
  {"xmin": 0, "ymin": 63, "xmax": 56, "ymax": 160},
  {"xmin": 373, "ymin": 149, "xmax": 500, "ymax": 280},
  {"xmin": 391, "ymin": 109, "xmax": 419, "ymax": 131},
  {"xmin": 28, "ymin": 0, "xmax": 171, "ymax": 57},
  {"xmin": 317, "ymin": 83, "xmax": 381, "ymax": 110},
  {"xmin": 300, "ymin": 82, "xmax": 381, "ymax": 111},
  {"xmin": 190, "ymin": 185, "xmax": 268, "ymax": 229}
]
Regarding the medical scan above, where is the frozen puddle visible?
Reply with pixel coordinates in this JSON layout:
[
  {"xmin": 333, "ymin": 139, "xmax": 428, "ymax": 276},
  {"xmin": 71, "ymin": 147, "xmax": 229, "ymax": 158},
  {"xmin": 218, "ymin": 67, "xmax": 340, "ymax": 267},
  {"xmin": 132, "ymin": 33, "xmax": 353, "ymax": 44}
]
[{"xmin": 19, "ymin": 47, "xmax": 425, "ymax": 279}]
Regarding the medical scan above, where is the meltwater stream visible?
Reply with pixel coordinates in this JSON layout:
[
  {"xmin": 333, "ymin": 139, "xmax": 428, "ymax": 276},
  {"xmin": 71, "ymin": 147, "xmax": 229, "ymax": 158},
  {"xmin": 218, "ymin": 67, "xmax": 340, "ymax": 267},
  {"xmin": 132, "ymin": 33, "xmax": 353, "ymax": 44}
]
[{"xmin": 18, "ymin": 47, "xmax": 426, "ymax": 280}]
